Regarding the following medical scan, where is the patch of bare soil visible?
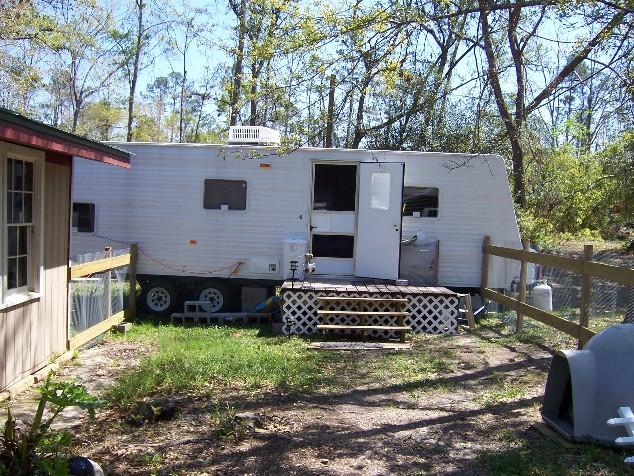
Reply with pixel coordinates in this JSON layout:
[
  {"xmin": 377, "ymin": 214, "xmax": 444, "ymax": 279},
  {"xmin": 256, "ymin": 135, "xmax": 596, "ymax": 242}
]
[
  {"xmin": 3, "ymin": 338, "xmax": 152, "ymax": 430},
  {"xmin": 65, "ymin": 328, "xmax": 558, "ymax": 475}
]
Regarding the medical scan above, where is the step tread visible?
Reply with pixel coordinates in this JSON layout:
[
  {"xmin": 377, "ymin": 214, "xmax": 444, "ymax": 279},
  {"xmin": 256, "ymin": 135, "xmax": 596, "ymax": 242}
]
[
  {"xmin": 317, "ymin": 310, "xmax": 409, "ymax": 316},
  {"xmin": 316, "ymin": 324, "xmax": 412, "ymax": 331},
  {"xmin": 318, "ymin": 297, "xmax": 408, "ymax": 303}
]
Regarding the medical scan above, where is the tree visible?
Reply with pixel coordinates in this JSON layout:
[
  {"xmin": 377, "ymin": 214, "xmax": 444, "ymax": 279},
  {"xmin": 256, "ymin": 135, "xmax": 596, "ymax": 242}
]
[
  {"xmin": 164, "ymin": 1, "xmax": 208, "ymax": 141},
  {"xmin": 477, "ymin": 0, "xmax": 627, "ymax": 207},
  {"xmin": 50, "ymin": 0, "xmax": 124, "ymax": 132}
]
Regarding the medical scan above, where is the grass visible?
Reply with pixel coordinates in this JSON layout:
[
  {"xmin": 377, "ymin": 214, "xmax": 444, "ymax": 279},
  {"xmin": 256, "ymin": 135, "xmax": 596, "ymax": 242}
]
[
  {"xmin": 71, "ymin": 319, "xmax": 634, "ymax": 475},
  {"xmin": 105, "ymin": 321, "xmax": 462, "ymax": 405},
  {"xmin": 106, "ymin": 322, "xmax": 337, "ymax": 405},
  {"xmin": 473, "ymin": 373, "xmax": 526, "ymax": 407},
  {"xmin": 479, "ymin": 310, "xmax": 625, "ymax": 351},
  {"xmin": 480, "ymin": 431, "xmax": 633, "ymax": 475}
]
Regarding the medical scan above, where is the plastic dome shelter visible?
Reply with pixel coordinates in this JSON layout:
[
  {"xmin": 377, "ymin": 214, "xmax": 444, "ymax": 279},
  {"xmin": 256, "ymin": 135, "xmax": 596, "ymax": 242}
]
[{"xmin": 542, "ymin": 324, "xmax": 634, "ymax": 445}]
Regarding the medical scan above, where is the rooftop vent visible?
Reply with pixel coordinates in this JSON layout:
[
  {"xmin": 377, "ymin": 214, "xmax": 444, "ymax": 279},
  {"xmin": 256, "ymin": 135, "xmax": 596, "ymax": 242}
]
[{"xmin": 228, "ymin": 126, "xmax": 280, "ymax": 146}]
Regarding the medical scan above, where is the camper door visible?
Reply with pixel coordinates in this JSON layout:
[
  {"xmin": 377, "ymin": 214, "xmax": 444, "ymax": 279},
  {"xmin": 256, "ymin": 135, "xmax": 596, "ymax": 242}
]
[{"xmin": 355, "ymin": 162, "xmax": 404, "ymax": 280}]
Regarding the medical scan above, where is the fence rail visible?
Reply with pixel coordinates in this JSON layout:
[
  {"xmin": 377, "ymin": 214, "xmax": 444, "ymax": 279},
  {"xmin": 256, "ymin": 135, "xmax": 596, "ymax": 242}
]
[
  {"xmin": 67, "ymin": 244, "xmax": 137, "ymax": 350},
  {"xmin": 482, "ymin": 236, "xmax": 634, "ymax": 347}
]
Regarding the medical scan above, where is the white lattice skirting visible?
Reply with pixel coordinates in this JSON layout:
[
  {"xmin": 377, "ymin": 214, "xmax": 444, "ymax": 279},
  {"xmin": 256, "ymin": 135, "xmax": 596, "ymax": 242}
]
[{"xmin": 281, "ymin": 291, "xmax": 459, "ymax": 338}]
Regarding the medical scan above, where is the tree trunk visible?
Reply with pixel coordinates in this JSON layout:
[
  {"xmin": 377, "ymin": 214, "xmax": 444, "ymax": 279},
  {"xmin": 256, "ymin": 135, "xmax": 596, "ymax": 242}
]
[
  {"xmin": 127, "ymin": 0, "xmax": 144, "ymax": 142},
  {"xmin": 179, "ymin": 41, "xmax": 187, "ymax": 142},
  {"xmin": 478, "ymin": 0, "xmax": 526, "ymax": 208},
  {"xmin": 351, "ymin": 75, "xmax": 371, "ymax": 149},
  {"xmin": 230, "ymin": 0, "xmax": 248, "ymax": 127},
  {"xmin": 325, "ymin": 74, "xmax": 335, "ymax": 147},
  {"xmin": 249, "ymin": 61, "xmax": 257, "ymax": 126}
]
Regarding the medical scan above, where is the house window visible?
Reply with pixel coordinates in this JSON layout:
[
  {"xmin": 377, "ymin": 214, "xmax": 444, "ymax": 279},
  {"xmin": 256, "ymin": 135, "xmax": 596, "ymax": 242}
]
[
  {"xmin": 203, "ymin": 179, "xmax": 247, "ymax": 210},
  {"xmin": 72, "ymin": 202, "xmax": 95, "ymax": 233},
  {"xmin": 6, "ymin": 158, "xmax": 34, "ymax": 291},
  {"xmin": 403, "ymin": 186, "xmax": 439, "ymax": 217}
]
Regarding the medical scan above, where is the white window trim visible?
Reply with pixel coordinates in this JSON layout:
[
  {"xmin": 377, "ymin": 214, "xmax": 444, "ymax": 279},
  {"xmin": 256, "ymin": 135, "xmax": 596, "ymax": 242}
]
[{"xmin": 0, "ymin": 142, "xmax": 44, "ymax": 306}]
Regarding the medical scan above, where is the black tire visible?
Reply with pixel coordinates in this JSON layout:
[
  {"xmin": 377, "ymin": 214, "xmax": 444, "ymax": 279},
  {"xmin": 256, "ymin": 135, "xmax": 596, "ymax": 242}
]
[
  {"xmin": 193, "ymin": 281, "xmax": 228, "ymax": 313},
  {"xmin": 141, "ymin": 279, "xmax": 178, "ymax": 316}
]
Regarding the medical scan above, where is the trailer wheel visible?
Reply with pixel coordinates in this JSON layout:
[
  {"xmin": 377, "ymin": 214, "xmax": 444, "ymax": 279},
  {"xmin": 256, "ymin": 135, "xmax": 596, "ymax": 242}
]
[
  {"xmin": 142, "ymin": 280, "xmax": 177, "ymax": 316},
  {"xmin": 196, "ymin": 283, "xmax": 226, "ymax": 313}
]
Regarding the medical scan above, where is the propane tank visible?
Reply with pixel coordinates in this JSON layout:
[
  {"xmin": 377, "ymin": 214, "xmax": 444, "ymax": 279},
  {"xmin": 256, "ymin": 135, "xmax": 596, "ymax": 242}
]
[{"xmin": 533, "ymin": 280, "xmax": 553, "ymax": 312}]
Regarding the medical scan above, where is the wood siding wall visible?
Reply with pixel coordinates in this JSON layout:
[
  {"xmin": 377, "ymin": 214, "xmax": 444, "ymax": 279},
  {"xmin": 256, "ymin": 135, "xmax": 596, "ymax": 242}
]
[{"xmin": 0, "ymin": 160, "xmax": 71, "ymax": 391}]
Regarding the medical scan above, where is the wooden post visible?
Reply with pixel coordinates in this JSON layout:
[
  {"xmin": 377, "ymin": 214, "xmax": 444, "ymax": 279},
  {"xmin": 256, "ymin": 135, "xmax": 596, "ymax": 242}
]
[
  {"xmin": 579, "ymin": 244, "xmax": 593, "ymax": 348},
  {"xmin": 516, "ymin": 239, "xmax": 530, "ymax": 333},
  {"xmin": 464, "ymin": 294, "xmax": 476, "ymax": 331},
  {"xmin": 625, "ymin": 288, "xmax": 634, "ymax": 324},
  {"xmin": 105, "ymin": 247, "xmax": 113, "ymax": 320},
  {"xmin": 325, "ymin": 74, "xmax": 336, "ymax": 148},
  {"xmin": 397, "ymin": 299, "xmax": 406, "ymax": 342},
  {"xmin": 481, "ymin": 236, "xmax": 491, "ymax": 298},
  {"xmin": 129, "ymin": 243, "xmax": 138, "ymax": 318}
]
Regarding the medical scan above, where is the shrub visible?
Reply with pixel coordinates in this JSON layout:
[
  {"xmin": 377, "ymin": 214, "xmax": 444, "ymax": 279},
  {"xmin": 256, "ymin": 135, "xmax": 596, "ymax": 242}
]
[{"xmin": 0, "ymin": 377, "xmax": 102, "ymax": 476}]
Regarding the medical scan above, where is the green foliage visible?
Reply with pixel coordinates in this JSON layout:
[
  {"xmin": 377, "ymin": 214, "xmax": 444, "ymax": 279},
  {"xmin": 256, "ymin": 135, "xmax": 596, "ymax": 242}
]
[
  {"xmin": 0, "ymin": 377, "xmax": 102, "ymax": 476},
  {"xmin": 522, "ymin": 139, "xmax": 633, "ymax": 243},
  {"xmin": 76, "ymin": 100, "xmax": 124, "ymax": 141}
]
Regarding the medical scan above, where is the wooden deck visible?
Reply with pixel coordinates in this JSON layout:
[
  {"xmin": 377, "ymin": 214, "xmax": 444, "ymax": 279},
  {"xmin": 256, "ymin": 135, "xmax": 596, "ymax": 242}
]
[
  {"xmin": 281, "ymin": 277, "xmax": 455, "ymax": 296},
  {"xmin": 280, "ymin": 277, "xmax": 459, "ymax": 336}
]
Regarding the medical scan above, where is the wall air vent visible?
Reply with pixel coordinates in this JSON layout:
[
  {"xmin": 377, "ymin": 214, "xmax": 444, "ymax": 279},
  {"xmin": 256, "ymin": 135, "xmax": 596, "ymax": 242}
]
[{"xmin": 228, "ymin": 126, "xmax": 281, "ymax": 146}]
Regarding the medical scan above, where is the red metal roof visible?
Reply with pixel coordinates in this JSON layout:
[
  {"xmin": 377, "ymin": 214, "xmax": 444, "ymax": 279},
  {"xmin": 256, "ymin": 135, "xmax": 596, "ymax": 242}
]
[{"xmin": 0, "ymin": 108, "xmax": 131, "ymax": 168}]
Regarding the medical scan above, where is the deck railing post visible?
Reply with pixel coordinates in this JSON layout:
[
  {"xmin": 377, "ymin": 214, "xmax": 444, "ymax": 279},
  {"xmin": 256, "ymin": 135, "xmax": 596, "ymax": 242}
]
[
  {"xmin": 129, "ymin": 243, "xmax": 138, "ymax": 318},
  {"xmin": 516, "ymin": 239, "xmax": 530, "ymax": 333},
  {"xmin": 481, "ymin": 235, "xmax": 491, "ymax": 299},
  {"xmin": 579, "ymin": 244, "xmax": 594, "ymax": 348}
]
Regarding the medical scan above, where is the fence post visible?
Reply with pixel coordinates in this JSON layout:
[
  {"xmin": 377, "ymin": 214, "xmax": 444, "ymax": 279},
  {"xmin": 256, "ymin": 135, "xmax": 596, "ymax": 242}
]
[
  {"xmin": 129, "ymin": 243, "xmax": 138, "ymax": 318},
  {"xmin": 516, "ymin": 239, "xmax": 530, "ymax": 333},
  {"xmin": 579, "ymin": 244, "xmax": 594, "ymax": 348},
  {"xmin": 625, "ymin": 289, "xmax": 634, "ymax": 324},
  {"xmin": 481, "ymin": 235, "xmax": 491, "ymax": 298},
  {"xmin": 105, "ymin": 247, "xmax": 113, "ymax": 321}
]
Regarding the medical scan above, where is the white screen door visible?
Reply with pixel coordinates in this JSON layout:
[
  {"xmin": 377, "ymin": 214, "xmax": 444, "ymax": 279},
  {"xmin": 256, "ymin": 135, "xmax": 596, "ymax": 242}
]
[{"xmin": 355, "ymin": 162, "xmax": 404, "ymax": 280}]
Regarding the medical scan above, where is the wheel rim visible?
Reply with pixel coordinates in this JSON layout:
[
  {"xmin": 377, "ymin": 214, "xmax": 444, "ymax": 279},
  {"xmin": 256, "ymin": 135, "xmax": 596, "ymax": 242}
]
[
  {"xmin": 199, "ymin": 288, "xmax": 224, "ymax": 312},
  {"xmin": 146, "ymin": 286, "xmax": 171, "ymax": 312}
]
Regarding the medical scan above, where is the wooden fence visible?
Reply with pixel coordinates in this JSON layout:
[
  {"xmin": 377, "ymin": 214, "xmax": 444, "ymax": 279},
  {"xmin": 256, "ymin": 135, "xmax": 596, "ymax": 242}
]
[
  {"xmin": 67, "ymin": 244, "xmax": 137, "ymax": 350},
  {"xmin": 481, "ymin": 236, "xmax": 634, "ymax": 348}
]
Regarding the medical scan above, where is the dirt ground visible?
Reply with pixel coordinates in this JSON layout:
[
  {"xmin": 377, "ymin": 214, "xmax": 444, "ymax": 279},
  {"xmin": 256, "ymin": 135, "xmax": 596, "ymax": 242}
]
[{"xmin": 7, "ymin": 325, "xmax": 630, "ymax": 475}]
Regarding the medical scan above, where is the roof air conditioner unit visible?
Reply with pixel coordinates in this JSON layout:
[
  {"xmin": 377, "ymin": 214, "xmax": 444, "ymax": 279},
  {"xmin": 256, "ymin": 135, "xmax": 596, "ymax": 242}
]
[{"xmin": 228, "ymin": 126, "xmax": 281, "ymax": 146}]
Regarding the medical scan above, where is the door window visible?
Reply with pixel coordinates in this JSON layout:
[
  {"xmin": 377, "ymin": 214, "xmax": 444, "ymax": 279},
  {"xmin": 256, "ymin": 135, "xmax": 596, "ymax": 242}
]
[{"xmin": 370, "ymin": 172, "xmax": 390, "ymax": 210}]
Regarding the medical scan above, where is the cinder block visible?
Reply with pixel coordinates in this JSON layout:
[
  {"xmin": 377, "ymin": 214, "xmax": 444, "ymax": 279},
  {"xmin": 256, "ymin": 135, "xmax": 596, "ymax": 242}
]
[{"xmin": 112, "ymin": 322, "xmax": 133, "ymax": 333}]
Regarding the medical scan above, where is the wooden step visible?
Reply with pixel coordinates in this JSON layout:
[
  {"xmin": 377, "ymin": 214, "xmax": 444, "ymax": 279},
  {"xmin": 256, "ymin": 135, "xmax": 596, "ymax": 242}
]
[
  {"xmin": 316, "ymin": 325, "xmax": 412, "ymax": 331},
  {"xmin": 318, "ymin": 297, "xmax": 408, "ymax": 304},
  {"xmin": 317, "ymin": 310, "xmax": 409, "ymax": 317}
]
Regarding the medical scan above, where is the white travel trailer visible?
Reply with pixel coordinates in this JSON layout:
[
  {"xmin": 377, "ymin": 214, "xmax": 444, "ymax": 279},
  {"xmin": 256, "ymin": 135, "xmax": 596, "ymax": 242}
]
[{"xmin": 71, "ymin": 131, "xmax": 521, "ymax": 315}]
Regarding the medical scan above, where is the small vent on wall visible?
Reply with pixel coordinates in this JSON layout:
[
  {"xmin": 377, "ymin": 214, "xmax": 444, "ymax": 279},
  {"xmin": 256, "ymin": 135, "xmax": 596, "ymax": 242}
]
[{"xmin": 228, "ymin": 126, "xmax": 281, "ymax": 145}]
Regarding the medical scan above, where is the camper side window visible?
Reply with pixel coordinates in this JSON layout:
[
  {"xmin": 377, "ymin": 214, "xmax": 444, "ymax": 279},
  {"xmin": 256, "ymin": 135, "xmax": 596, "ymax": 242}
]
[
  {"xmin": 72, "ymin": 203, "xmax": 95, "ymax": 233},
  {"xmin": 204, "ymin": 179, "xmax": 247, "ymax": 210},
  {"xmin": 402, "ymin": 187, "xmax": 439, "ymax": 218}
]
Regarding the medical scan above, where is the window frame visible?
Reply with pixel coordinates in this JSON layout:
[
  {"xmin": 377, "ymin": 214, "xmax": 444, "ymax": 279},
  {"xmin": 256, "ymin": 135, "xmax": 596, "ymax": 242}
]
[
  {"xmin": 402, "ymin": 185, "xmax": 441, "ymax": 220},
  {"xmin": 202, "ymin": 178, "xmax": 249, "ymax": 212},
  {"xmin": 1, "ymin": 143, "xmax": 44, "ymax": 306},
  {"xmin": 72, "ymin": 202, "xmax": 97, "ymax": 234}
]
